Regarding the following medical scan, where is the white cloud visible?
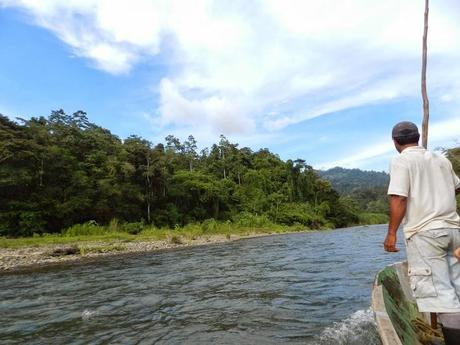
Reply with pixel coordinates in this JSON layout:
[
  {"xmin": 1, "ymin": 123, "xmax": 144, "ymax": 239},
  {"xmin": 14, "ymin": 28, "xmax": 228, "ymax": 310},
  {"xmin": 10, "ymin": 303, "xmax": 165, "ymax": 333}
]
[
  {"xmin": 159, "ymin": 78, "xmax": 255, "ymax": 134},
  {"xmin": 316, "ymin": 116, "xmax": 460, "ymax": 170},
  {"xmin": 430, "ymin": 116, "xmax": 460, "ymax": 143},
  {"xmin": 1, "ymin": 0, "xmax": 164, "ymax": 74},
  {"xmin": 2, "ymin": 0, "xmax": 460, "ymax": 160},
  {"xmin": 265, "ymin": 73, "xmax": 417, "ymax": 130},
  {"xmin": 316, "ymin": 141, "xmax": 394, "ymax": 170}
]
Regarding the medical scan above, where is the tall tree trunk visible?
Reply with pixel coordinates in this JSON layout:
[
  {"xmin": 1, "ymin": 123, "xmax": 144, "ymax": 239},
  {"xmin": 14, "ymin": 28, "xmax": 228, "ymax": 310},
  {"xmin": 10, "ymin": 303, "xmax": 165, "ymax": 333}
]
[
  {"xmin": 220, "ymin": 146, "xmax": 226, "ymax": 179},
  {"xmin": 147, "ymin": 202, "xmax": 151, "ymax": 224},
  {"xmin": 421, "ymin": 0, "xmax": 430, "ymax": 149},
  {"xmin": 146, "ymin": 155, "xmax": 151, "ymax": 223},
  {"xmin": 39, "ymin": 158, "xmax": 44, "ymax": 187},
  {"xmin": 213, "ymin": 199, "xmax": 219, "ymax": 219}
]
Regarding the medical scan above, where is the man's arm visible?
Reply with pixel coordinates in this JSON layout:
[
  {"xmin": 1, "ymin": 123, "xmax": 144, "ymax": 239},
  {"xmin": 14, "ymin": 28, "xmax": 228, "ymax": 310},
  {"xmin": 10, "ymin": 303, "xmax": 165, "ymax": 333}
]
[{"xmin": 384, "ymin": 195, "xmax": 407, "ymax": 252}]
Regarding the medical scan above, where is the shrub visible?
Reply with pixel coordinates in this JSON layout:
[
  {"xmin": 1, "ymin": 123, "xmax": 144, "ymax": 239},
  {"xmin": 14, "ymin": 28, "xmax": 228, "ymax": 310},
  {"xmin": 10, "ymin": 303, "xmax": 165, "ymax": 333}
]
[
  {"xmin": 271, "ymin": 203, "xmax": 322, "ymax": 227},
  {"xmin": 180, "ymin": 223, "xmax": 203, "ymax": 240},
  {"xmin": 233, "ymin": 212, "xmax": 273, "ymax": 228},
  {"xmin": 107, "ymin": 219, "xmax": 120, "ymax": 232},
  {"xmin": 167, "ymin": 234, "xmax": 183, "ymax": 244},
  {"xmin": 358, "ymin": 212, "xmax": 389, "ymax": 225},
  {"xmin": 139, "ymin": 226, "xmax": 161, "ymax": 236},
  {"xmin": 63, "ymin": 221, "xmax": 105, "ymax": 236},
  {"xmin": 121, "ymin": 221, "xmax": 144, "ymax": 235},
  {"xmin": 19, "ymin": 212, "xmax": 46, "ymax": 236},
  {"xmin": 0, "ymin": 211, "xmax": 45, "ymax": 237},
  {"xmin": 201, "ymin": 218, "xmax": 218, "ymax": 232}
]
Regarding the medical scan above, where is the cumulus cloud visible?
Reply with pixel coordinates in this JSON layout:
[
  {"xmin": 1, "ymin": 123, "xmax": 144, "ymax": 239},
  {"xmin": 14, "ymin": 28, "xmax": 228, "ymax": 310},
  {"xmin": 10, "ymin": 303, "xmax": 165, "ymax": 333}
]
[
  {"xmin": 159, "ymin": 78, "xmax": 255, "ymax": 134},
  {"xmin": 2, "ymin": 0, "xmax": 460, "ymax": 146}
]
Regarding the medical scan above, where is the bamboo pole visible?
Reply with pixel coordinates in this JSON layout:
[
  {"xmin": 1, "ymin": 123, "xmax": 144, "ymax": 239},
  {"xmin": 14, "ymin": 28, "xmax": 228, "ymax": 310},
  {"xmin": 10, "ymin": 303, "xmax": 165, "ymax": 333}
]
[{"xmin": 421, "ymin": 0, "xmax": 430, "ymax": 149}]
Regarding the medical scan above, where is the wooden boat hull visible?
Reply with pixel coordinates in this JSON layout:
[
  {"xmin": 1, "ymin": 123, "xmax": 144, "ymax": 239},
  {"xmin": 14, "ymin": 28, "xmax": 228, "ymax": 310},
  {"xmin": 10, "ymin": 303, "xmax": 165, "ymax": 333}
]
[{"xmin": 372, "ymin": 261, "xmax": 444, "ymax": 345}]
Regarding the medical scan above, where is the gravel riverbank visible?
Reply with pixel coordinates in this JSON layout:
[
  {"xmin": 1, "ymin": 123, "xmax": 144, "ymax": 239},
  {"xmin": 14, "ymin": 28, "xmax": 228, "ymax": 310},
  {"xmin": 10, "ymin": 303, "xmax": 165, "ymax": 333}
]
[{"xmin": 0, "ymin": 233, "xmax": 279, "ymax": 273}]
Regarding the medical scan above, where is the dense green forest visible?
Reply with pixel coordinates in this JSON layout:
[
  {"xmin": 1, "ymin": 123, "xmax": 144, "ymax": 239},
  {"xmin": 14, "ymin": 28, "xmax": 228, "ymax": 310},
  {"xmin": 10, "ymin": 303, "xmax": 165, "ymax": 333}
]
[
  {"xmin": 4, "ymin": 110, "xmax": 457, "ymax": 238},
  {"xmin": 318, "ymin": 167, "xmax": 390, "ymax": 215},
  {"xmin": 318, "ymin": 167, "xmax": 389, "ymax": 194},
  {"xmin": 1, "ymin": 110, "xmax": 372, "ymax": 237}
]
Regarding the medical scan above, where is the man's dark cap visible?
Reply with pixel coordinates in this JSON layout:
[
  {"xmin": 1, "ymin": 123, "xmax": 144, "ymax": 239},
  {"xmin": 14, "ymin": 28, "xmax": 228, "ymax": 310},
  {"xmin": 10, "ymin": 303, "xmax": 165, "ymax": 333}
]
[{"xmin": 392, "ymin": 121, "xmax": 419, "ymax": 139}]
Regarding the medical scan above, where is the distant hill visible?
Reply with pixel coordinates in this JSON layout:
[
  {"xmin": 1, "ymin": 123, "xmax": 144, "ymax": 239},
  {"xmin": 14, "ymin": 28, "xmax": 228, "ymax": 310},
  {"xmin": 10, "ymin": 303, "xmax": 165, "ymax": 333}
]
[
  {"xmin": 317, "ymin": 167, "xmax": 389, "ymax": 195},
  {"xmin": 317, "ymin": 147, "xmax": 459, "ymax": 219}
]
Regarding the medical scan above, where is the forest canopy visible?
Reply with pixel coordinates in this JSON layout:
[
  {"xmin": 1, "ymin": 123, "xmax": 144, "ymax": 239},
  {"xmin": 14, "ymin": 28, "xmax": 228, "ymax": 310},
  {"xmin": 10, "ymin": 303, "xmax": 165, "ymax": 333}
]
[{"xmin": 1, "ymin": 110, "xmax": 390, "ymax": 237}]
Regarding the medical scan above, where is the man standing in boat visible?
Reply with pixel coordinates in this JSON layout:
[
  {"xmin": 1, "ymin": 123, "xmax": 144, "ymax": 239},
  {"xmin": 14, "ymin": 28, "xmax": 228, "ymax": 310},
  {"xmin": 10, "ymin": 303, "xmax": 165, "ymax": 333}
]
[{"xmin": 384, "ymin": 121, "xmax": 460, "ymax": 339}]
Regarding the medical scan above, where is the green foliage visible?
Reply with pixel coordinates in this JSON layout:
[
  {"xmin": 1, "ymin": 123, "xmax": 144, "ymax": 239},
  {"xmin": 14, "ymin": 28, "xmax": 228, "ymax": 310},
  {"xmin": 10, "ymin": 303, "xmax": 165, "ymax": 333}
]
[
  {"xmin": 446, "ymin": 146, "xmax": 460, "ymax": 213},
  {"xmin": 0, "ymin": 220, "xmax": 310, "ymax": 249},
  {"xmin": 358, "ymin": 212, "xmax": 389, "ymax": 225},
  {"xmin": 201, "ymin": 218, "xmax": 219, "ymax": 232},
  {"xmin": 167, "ymin": 234, "xmax": 183, "ymax": 244},
  {"xmin": 232, "ymin": 212, "xmax": 273, "ymax": 228},
  {"xmin": 269, "ymin": 203, "xmax": 318, "ymax": 227},
  {"xmin": 0, "ymin": 110, "xmax": 382, "ymax": 237},
  {"xmin": 318, "ymin": 167, "xmax": 391, "ymax": 225},
  {"xmin": 447, "ymin": 146, "xmax": 460, "ymax": 173},
  {"xmin": 63, "ymin": 221, "xmax": 105, "ymax": 236},
  {"xmin": 121, "ymin": 221, "xmax": 144, "ymax": 235},
  {"xmin": 107, "ymin": 219, "xmax": 120, "ymax": 232},
  {"xmin": 318, "ymin": 167, "xmax": 389, "ymax": 194}
]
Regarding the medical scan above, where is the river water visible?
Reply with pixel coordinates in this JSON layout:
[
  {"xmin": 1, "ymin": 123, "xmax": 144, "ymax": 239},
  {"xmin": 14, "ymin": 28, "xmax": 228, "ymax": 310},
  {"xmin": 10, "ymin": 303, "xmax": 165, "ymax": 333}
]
[{"xmin": 0, "ymin": 224, "xmax": 405, "ymax": 344}]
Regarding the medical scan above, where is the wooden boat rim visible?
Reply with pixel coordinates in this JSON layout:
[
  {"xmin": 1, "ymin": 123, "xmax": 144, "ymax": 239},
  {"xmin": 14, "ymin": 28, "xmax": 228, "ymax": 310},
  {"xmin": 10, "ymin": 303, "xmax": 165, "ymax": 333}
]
[{"xmin": 372, "ymin": 262, "xmax": 405, "ymax": 345}]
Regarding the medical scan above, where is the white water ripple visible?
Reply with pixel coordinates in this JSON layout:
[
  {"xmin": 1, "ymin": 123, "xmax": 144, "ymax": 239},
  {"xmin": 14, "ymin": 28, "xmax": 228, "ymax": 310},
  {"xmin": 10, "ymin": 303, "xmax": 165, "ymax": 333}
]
[
  {"xmin": 81, "ymin": 309, "xmax": 98, "ymax": 320},
  {"xmin": 315, "ymin": 309, "xmax": 381, "ymax": 345}
]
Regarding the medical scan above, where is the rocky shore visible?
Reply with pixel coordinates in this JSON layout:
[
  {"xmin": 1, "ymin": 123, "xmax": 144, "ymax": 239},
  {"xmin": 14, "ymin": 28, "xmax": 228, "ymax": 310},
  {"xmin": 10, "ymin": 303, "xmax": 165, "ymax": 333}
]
[{"xmin": 0, "ymin": 233, "xmax": 273, "ymax": 273}]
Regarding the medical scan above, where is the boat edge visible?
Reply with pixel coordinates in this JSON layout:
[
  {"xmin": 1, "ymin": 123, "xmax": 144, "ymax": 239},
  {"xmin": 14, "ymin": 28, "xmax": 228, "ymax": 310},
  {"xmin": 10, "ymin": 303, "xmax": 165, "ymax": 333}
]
[{"xmin": 372, "ymin": 280, "xmax": 404, "ymax": 345}]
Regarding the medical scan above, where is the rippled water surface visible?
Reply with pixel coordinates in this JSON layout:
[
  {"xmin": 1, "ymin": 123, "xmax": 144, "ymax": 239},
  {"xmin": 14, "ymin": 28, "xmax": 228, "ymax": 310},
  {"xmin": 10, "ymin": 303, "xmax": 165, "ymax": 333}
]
[{"xmin": 0, "ymin": 225, "xmax": 405, "ymax": 344}]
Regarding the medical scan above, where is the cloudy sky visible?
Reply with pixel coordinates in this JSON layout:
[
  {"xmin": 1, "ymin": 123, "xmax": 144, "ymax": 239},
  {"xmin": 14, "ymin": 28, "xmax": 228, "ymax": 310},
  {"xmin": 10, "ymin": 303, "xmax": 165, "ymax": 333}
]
[{"xmin": 1, "ymin": 0, "xmax": 459, "ymax": 171}]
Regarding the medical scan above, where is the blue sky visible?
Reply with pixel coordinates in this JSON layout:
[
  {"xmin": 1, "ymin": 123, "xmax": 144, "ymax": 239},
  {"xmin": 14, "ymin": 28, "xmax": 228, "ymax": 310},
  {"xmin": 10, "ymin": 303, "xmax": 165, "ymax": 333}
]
[{"xmin": 1, "ymin": 1, "xmax": 459, "ymax": 172}]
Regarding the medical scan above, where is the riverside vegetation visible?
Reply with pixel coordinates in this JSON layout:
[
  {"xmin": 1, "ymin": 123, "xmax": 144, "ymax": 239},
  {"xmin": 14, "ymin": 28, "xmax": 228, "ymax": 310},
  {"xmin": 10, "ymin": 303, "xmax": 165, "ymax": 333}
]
[
  {"xmin": 5, "ymin": 110, "xmax": 455, "ymax": 253},
  {"xmin": 0, "ymin": 217, "xmax": 310, "ymax": 271}
]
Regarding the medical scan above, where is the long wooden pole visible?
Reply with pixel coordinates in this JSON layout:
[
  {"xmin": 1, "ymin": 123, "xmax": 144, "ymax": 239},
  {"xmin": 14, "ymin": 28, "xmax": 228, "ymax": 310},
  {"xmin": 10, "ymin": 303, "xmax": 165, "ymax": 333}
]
[
  {"xmin": 422, "ymin": 0, "xmax": 436, "ymax": 329},
  {"xmin": 421, "ymin": 0, "xmax": 430, "ymax": 149}
]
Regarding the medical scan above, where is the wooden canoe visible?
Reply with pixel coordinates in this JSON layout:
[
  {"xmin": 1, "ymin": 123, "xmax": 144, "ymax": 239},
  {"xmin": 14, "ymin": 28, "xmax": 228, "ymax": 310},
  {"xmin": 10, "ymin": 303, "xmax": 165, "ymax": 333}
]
[{"xmin": 372, "ymin": 261, "xmax": 445, "ymax": 345}]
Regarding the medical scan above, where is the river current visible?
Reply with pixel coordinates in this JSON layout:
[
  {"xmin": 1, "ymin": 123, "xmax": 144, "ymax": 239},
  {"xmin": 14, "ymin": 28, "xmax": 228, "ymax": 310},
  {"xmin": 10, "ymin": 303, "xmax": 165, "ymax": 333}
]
[{"xmin": 0, "ymin": 224, "xmax": 405, "ymax": 344}]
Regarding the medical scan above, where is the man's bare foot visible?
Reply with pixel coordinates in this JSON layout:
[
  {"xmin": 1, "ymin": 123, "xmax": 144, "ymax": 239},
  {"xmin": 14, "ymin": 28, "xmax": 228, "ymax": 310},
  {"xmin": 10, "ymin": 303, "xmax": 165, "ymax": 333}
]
[{"xmin": 455, "ymin": 247, "xmax": 460, "ymax": 261}]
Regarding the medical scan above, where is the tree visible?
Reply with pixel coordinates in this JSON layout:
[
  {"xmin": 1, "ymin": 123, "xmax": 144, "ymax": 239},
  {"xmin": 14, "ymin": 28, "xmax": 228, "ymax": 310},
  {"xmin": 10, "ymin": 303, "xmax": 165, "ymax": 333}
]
[
  {"xmin": 0, "ymin": 110, "xmax": 372, "ymax": 235},
  {"xmin": 184, "ymin": 135, "xmax": 198, "ymax": 172}
]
